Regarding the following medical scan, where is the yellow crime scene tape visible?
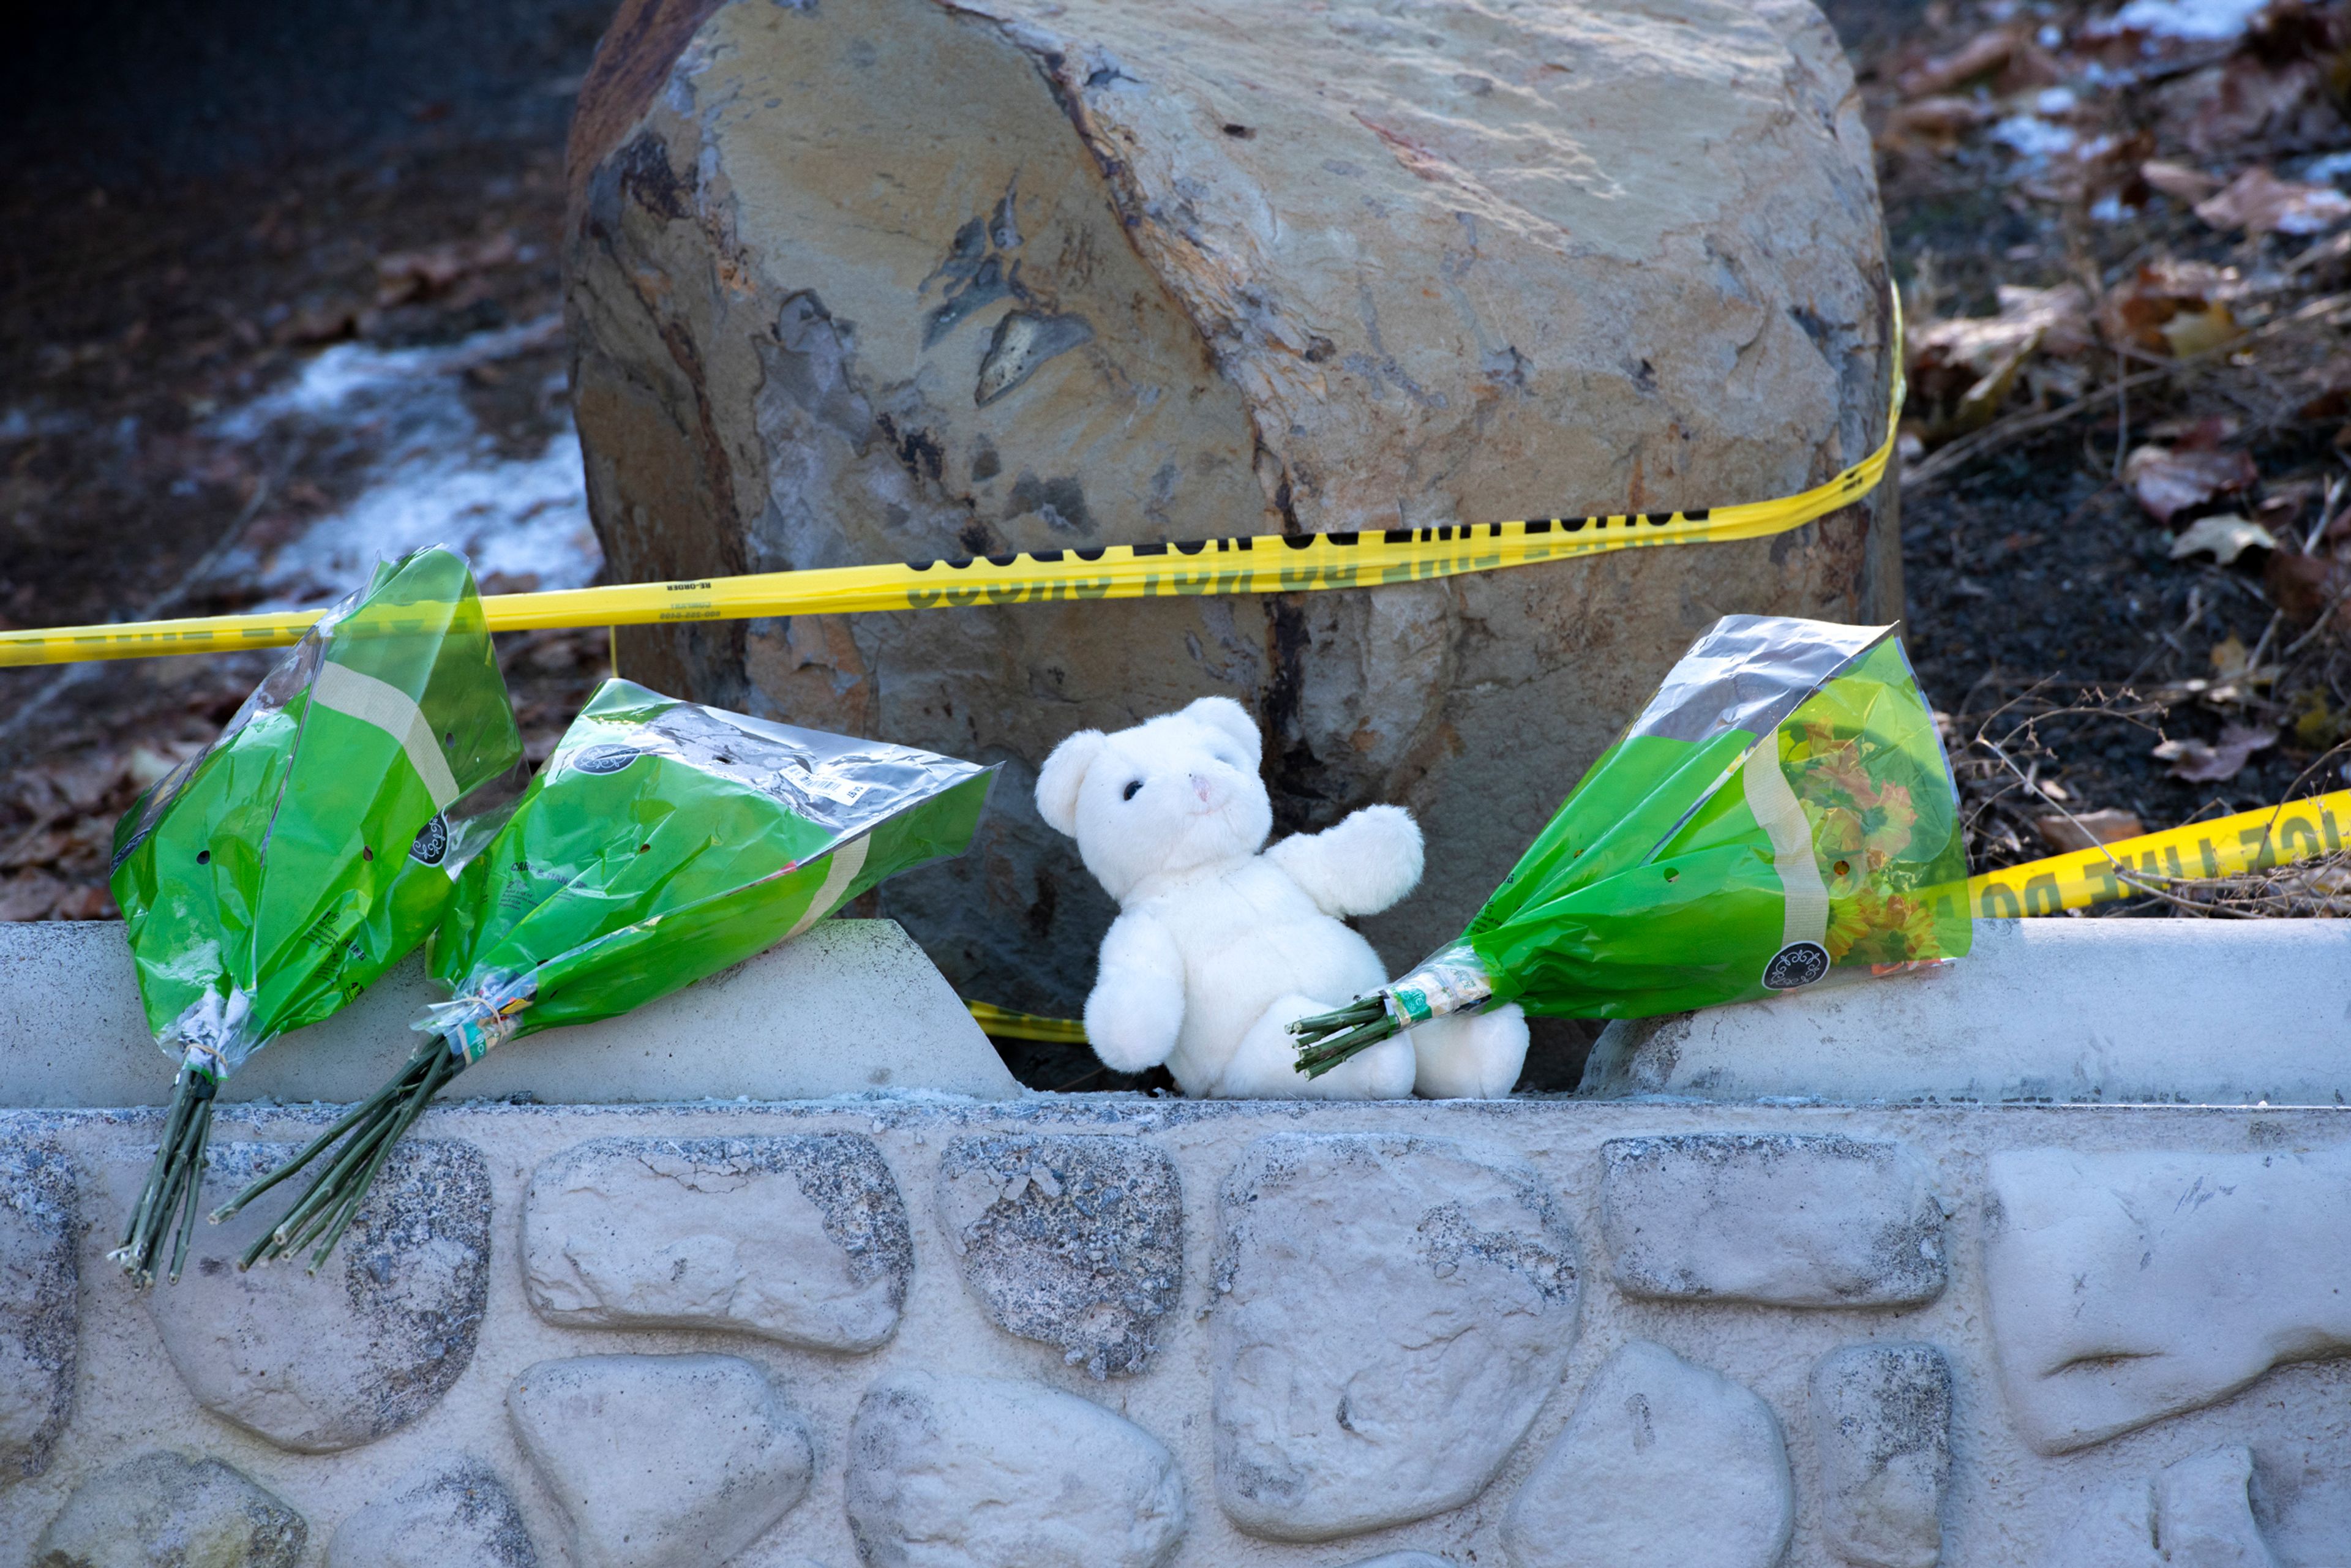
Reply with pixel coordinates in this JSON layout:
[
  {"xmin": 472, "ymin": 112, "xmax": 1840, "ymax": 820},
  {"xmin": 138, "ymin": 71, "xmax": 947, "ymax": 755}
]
[
  {"xmin": 1966, "ymin": 787, "xmax": 2351, "ymax": 917},
  {"xmin": 9, "ymin": 285, "xmax": 2342, "ymax": 1048},
  {"xmin": 0, "ymin": 304, "xmax": 1908, "ymax": 669},
  {"xmin": 970, "ymin": 790, "xmax": 2351, "ymax": 1044}
]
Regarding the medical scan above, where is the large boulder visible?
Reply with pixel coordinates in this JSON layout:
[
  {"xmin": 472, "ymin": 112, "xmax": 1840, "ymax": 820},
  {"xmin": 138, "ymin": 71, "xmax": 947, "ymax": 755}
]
[{"xmin": 564, "ymin": 0, "xmax": 1896, "ymax": 1011}]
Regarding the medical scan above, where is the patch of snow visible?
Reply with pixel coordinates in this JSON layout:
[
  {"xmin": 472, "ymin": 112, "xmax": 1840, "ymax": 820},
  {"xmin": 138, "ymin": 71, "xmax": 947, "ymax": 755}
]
[
  {"xmin": 2090, "ymin": 193, "xmax": 2137, "ymax": 223},
  {"xmin": 2035, "ymin": 86, "xmax": 2079, "ymax": 116},
  {"xmin": 206, "ymin": 317, "xmax": 601, "ymax": 609},
  {"xmin": 0, "ymin": 407, "xmax": 81, "ymax": 445},
  {"xmin": 255, "ymin": 429, "xmax": 598, "ymax": 607},
  {"xmin": 2090, "ymin": 0, "xmax": 2269, "ymax": 42},
  {"xmin": 2301, "ymin": 151, "xmax": 2351, "ymax": 185},
  {"xmin": 214, "ymin": 317, "xmax": 563, "ymax": 437},
  {"xmin": 1990, "ymin": 114, "xmax": 2079, "ymax": 158}
]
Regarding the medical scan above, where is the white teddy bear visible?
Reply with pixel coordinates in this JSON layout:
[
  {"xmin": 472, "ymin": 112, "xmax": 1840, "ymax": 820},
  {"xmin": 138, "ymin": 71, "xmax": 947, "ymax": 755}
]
[{"xmin": 1035, "ymin": 696, "xmax": 1529, "ymax": 1099}]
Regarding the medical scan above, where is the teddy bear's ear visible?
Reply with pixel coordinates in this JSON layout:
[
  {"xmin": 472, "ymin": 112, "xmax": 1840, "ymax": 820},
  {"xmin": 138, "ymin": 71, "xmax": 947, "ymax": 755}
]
[
  {"xmin": 1180, "ymin": 696, "xmax": 1262, "ymax": 762},
  {"xmin": 1035, "ymin": 730, "xmax": 1108, "ymax": 837}
]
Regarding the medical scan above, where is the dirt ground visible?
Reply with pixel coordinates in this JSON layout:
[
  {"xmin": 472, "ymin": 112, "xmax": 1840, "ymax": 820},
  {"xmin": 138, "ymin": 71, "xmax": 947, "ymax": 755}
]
[
  {"xmin": 4, "ymin": 1, "xmax": 2347, "ymax": 1078},
  {"xmin": 1848, "ymin": 0, "xmax": 2351, "ymax": 910}
]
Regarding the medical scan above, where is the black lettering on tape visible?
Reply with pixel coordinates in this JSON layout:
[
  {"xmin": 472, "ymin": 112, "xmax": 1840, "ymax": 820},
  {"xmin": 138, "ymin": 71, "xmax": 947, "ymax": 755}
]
[{"xmin": 2237, "ymin": 825, "xmax": 2279, "ymax": 871}]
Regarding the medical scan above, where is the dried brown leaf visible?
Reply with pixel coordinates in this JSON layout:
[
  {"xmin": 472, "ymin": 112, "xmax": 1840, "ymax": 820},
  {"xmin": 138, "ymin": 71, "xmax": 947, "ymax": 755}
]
[
  {"xmin": 1897, "ymin": 28, "xmax": 2016, "ymax": 97},
  {"xmin": 2152, "ymin": 723, "xmax": 2279, "ymax": 782},
  {"xmin": 2140, "ymin": 159, "xmax": 2221, "ymax": 202},
  {"xmin": 1907, "ymin": 283, "xmax": 2093, "ymax": 436},
  {"xmin": 2100, "ymin": 259, "xmax": 2244, "ymax": 355},
  {"xmin": 1884, "ymin": 96, "xmax": 1994, "ymax": 146},
  {"xmin": 373, "ymin": 230, "xmax": 521, "ymax": 307},
  {"xmin": 2265, "ymin": 549, "xmax": 2351, "ymax": 624},
  {"xmin": 2122, "ymin": 443, "xmax": 2260, "ymax": 524},
  {"xmin": 2033, "ymin": 809, "xmax": 2146, "ymax": 853},
  {"xmin": 2169, "ymin": 514, "xmax": 2278, "ymax": 563},
  {"xmin": 2181, "ymin": 57, "xmax": 2336, "ymax": 156},
  {"xmin": 2195, "ymin": 167, "xmax": 2351, "ymax": 236}
]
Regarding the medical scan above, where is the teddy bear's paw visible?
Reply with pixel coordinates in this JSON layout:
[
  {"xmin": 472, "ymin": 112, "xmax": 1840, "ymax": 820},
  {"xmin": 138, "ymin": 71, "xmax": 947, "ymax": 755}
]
[
  {"xmin": 1337, "ymin": 802, "xmax": 1424, "ymax": 863},
  {"xmin": 1306, "ymin": 1033, "xmax": 1418, "ymax": 1100},
  {"xmin": 1409, "ymin": 1002, "xmax": 1530, "ymax": 1100},
  {"xmin": 1083, "ymin": 983, "xmax": 1183, "ymax": 1072},
  {"xmin": 1270, "ymin": 803, "xmax": 1425, "ymax": 916}
]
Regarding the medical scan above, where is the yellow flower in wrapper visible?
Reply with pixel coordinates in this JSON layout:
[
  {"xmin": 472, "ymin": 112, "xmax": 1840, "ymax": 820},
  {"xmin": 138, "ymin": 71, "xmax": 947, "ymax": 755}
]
[
  {"xmin": 1788, "ymin": 714, "xmax": 1948, "ymax": 966},
  {"xmin": 1824, "ymin": 888, "xmax": 1946, "ymax": 966}
]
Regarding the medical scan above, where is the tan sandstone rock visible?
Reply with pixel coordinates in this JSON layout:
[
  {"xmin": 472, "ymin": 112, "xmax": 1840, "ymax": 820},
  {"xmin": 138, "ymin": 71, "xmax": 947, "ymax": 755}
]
[{"xmin": 564, "ymin": 0, "xmax": 1897, "ymax": 1011}]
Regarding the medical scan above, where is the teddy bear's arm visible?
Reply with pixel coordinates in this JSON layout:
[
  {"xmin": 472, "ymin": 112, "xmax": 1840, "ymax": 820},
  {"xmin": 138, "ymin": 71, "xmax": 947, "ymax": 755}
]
[
  {"xmin": 1083, "ymin": 911, "xmax": 1187, "ymax": 1073},
  {"xmin": 1265, "ymin": 802, "xmax": 1425, "ymax": 917}
]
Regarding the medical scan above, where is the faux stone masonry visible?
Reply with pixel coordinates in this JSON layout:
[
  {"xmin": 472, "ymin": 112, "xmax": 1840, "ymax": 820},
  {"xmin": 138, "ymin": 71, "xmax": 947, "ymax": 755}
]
[
  {"xmin": 133, "ymin": 1140, "xmax": 492, "ymax": 1454},
  {"xmin": 0, "ymin": 1142, "xmax": 75, "ymax": 1482},
  {"xmin": 934, "ymin": 1133, "xmax": 1183, "ymax": 1378},
  {"xmin": 11, "ymin": 1097, "xmax": 2351, "ymax": 1568},
  {"xmin": 523, "ymin": 1135, "xmax": 912, "ymax": 1351}
]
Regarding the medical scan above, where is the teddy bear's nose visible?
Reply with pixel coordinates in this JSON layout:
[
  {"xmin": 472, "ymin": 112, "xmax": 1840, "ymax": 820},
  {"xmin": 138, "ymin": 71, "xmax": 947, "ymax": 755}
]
[{"xmin": 1189, "ymin": 771, "xmax": 1217, "ymax": 805}]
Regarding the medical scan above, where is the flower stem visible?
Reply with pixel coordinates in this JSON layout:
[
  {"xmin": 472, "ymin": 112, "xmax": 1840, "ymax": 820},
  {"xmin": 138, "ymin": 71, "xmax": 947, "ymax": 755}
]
[
  {"xmin": 111, "ymin": 1067, "xmax": 217, "ymax": 1286},
  {"xmin": 225, "ymin": 1038, "xmax": 465, "ymax": 1270},
  {"xmin": 1288, "ymin": 996, "xmax": 1404, "ymax": 1078}
]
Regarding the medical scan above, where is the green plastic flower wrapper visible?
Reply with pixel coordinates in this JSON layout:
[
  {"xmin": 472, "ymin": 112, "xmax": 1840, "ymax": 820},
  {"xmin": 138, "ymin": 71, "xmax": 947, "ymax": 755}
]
[
  {"xmin": 105, "ymin": 546, "xmax": 520, "ymax": 1282},
  {"xmin": 1291, "ymin": 616, "xmax": 1971, "ymax": 1075},
  {"xmin": 220, "ymin": 677, "xmax": 997, "ymax": 1267}
]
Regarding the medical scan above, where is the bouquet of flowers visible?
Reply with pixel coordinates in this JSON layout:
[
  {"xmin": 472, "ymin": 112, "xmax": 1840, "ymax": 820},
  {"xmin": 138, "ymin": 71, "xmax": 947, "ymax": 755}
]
[
  {"xmin": 107, "ymin": 547, "xmax": 519, "ymax": 1282},
  {"xmin": 217, "ymin": 678, "xmax": 996, "ymax": 1266},
  {"xmin": 1291, "ymin": 616, "xmax": 1969, "ymax": 1074}
]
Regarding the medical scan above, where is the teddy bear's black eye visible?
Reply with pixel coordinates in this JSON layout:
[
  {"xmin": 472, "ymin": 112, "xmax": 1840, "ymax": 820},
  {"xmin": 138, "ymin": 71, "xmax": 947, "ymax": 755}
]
[{"xmin": 1122, "ymin": 779, "xmax": 1143, "ymax": 801}]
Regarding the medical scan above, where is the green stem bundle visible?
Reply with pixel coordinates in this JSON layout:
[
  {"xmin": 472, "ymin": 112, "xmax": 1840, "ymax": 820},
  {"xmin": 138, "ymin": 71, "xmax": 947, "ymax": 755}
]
[
  {"xmin": 113, "ymin": 1067, "xmax": 217, "ymax": 1285},
  {"xmin": 1288, "ymin": 995, "xmax": 1400, "ymax": 1078},
  {"xmin": 211, "ymin": 1038, "xmax": 465, "ymax": 1271}
]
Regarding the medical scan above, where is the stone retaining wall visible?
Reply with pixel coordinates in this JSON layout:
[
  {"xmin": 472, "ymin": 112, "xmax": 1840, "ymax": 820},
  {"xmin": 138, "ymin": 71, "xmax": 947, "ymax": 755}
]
[{"xmin": 7, "ymin": 1093, "xmax": 2347, "ymax": 1567}]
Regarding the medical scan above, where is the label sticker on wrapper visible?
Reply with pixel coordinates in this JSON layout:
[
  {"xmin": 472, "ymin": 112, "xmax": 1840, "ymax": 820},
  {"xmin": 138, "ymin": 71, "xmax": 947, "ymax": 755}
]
[
  {"xmin": 1761, "ymin": 940, "xmax": 1831, "ymax": 991},
  {"xmin": 569, "ymin": 743, "xmax": 643, "ymax": 776},
  {"xmin": 426, "ymin": 977, "xmax": 537, "ymax": 1064},
  {"xmin": 408, "ymin": 813, "xmax": 451, "ymax": 866},
  {"xmin": 1382, "ymin": 958, "xmax": 1493, "ymax": 1027}
]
